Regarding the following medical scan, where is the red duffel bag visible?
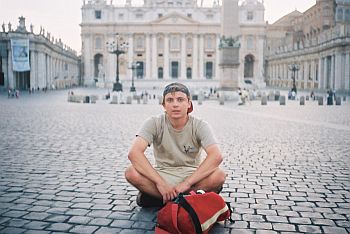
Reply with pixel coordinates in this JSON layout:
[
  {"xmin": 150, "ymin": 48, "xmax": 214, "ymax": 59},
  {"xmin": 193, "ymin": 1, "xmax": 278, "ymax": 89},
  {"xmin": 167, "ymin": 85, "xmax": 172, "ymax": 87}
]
[{"xmin": 155, "ymin": 191, "xmax": 233, "ymax": 234}]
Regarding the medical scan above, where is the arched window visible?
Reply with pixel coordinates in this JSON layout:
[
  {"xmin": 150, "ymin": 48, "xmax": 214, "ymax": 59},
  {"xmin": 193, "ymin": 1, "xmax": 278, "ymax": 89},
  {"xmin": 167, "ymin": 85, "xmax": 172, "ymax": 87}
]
[
  {"xmin": 244, "ymin": 54, "xmax": 254, "ymax": 78},
  {"xmin": 93, "ymin": 54, "xmax": 103, "ymax": 79}
]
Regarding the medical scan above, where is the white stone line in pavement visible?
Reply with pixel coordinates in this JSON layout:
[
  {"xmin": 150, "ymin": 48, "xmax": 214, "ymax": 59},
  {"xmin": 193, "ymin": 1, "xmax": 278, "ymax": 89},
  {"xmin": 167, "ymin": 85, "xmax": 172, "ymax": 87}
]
[{"xmin": 207, "ymin": 105, "xmax": 350, "ymax": 132}]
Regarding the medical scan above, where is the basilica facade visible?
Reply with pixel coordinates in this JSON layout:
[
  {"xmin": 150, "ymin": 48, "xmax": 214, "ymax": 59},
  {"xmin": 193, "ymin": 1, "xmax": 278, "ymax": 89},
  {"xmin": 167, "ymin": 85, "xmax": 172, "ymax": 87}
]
[{"xmin": 81, "ymin": 0, "xmax": 266, "ymax": 90}]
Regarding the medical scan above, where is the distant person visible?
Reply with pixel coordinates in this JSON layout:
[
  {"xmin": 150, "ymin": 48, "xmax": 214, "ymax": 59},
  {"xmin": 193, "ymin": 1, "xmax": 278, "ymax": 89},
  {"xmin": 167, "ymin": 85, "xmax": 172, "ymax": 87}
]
[
  {"xmin": 125, "ymin": 82, "xmax": 225, "ymax": 207},
  {"xmin": 310, "ymin": 90, "xmax": 315, "ymax": 100}
]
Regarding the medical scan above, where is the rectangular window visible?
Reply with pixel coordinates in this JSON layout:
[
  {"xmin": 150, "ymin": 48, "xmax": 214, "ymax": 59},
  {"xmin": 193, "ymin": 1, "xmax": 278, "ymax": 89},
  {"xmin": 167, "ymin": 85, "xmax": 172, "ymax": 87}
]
[
  {"xmin": 247, "ymin": 11, "xmax": 253, "ymax": 20},
  {"xmin": 171, "ymin": 61, "xmax": 179, "ymax": 78},
  {"xmin": 118, "ymin": 13, "xmax": 124, "ymax": 19},
  {"xmin": 95, "ymin": 10, "xmax": 102, "ymax": 19},
  {"xmin": 205, "ymin": 62, "xmax": 213, "ymax": 79},
  {"xmin": 136, "ymin": 13, "xmax": 143, "ymax": 19}
]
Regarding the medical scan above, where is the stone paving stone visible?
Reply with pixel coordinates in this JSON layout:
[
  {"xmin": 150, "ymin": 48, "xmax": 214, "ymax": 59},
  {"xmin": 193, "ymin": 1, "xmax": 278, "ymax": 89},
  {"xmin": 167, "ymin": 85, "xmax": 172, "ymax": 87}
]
[
  {"xmin": 46, "ymin": 222, "xmax": 72, "ymax": 232},
  {"xmin": 250, "ymin": 222, "xmax": 273, "ymax": 230},
  {"xmin": 255, "ymin": 231, "xmax": 278, "ymax": 234},
  {"xmin": 44, "ymin": 214, "xmax": 70, "ymax": 223},
  {"xmin": 22, "ymin": 212, "xmax": 50, "ymax": 221},
  {"xmin": 0, "ymin": 227, "xmax": 26, "ymax": 234},
  {"xmin": 229, "ymin": 229, "xmax": 254, "ymax": 233},
  {"xmin": 288, "ymin": 217, "xmax": 311, "ymax": 224},
  {"xmin": 2, "ymin": 218, "xmax": 29, "ymax": 228},
  {"xmin": 22, "ymin": 221, "xmax": 50, "ymax": 230},
  {"xmin": 2, "ymin": 211, "xmax": 28, "ymax": 218},
  {"xmin": 88, "ymin": 217, "xmax": 112, "ymax": 226},
  {"xmin": 69, "ymin": 225, "xmax": 99, "ymax": 234},
  {"xmin": 298, "ymin": 225, "xmax": 322, "ymax": 233},
  {"xmin": 272, "ymin": 223, "xmax": 296, "ymax": 232},
  {"xmin": 266, "ymin": 216, "xmax": 288, "ymax": 223},
  {"xmin": 68, "ymin": 216, "xmax": 92, "ymax": 224},
  {"xmin": 110, "ymin": 220, "xmax": 134, "ymax": 228},
  {"xmin": 322, "ymin": 226, "xmax": 349, "ymax": 234},
  {"xmin": 131, "ymin": 221, "xmax": 154, "ymax": 230},
  {"xmin": 23, "ymin": 230, "xmax": 50, "ymax": 234},
  {"xmin": 65, "ymin": 209, "xmax": 90, "ymax": 216},
  {"xmin": 94, "ymin": 227, "xmax": 122, "ymax": 234}
]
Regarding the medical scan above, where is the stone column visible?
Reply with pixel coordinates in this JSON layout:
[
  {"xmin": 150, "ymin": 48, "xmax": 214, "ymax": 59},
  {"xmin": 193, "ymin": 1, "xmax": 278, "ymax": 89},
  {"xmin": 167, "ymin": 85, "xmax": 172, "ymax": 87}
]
[
  {"xmin": 334, "ymin": 52, "xmax": 342, "ymax": 90},
  {"xmin": 164, "ymin": 33, "xmax": 169, "ymax": 79},
  {"xmin": 345, "ymin": 53, "xmax": 350, "ymax": 91},
  {"xmin": 146, "ymin": 33, "xmax": 151, "ymax": 80},
  {"xmin": 323, "ymin": 57, "xmax": 328, "ymax": 89},
  {"xmin": 199, "ymin": 34, "xmax": 204, "ymax": 79},
  {"xmin": 331, "ymin": 55, "xmax": 335, "ymax": 89},
  {"xmin": 192, "ymin": 34, "xmax": 198, "ymax": 80},
  {"xmin": 181, "ymin": 34, "xmax": 186, "ymax": 80},
  {"xmin": 83, "ymin": 35, "xmax": 92, "ymax": 86},
  {"xmin": 318, "ymin": 58, "xmax": 322, "ymax": 85},
  {"xmin": 152, "ymin": 33, "xmax": 157, "ymax": 79},
  {"xmin": 7, "ymin": 49, "xmax": 14, "ymax": 88},
  {"xmin": 30, "ymin": 51, "xmax": 36, "ymax": 89},
  {"xmin": 215, "ymin": 33, "xmax": 220, "ymax": 80},
  {"xmin": 127, "ymin": 33, "xmax": 134, "ymax": 81}
]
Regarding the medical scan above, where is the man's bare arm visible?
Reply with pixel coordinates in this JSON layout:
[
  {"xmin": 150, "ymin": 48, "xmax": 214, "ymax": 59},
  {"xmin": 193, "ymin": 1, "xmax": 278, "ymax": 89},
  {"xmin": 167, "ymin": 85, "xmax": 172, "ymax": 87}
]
[
  {"xmin": 128, "ymin": 136, "xmax": 177, "ymax": 202},
  {"xmin": 175, "ymin": 144, "xmax": 223, "ymax": 192}
]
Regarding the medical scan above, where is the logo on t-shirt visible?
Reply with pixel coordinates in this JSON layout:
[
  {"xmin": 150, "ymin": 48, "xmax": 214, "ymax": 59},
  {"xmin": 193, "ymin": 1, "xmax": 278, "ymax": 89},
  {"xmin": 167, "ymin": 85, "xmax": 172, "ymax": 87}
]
[{"xmin": 183, "ymin": 145, "xmax": 195, "ymax": 154}]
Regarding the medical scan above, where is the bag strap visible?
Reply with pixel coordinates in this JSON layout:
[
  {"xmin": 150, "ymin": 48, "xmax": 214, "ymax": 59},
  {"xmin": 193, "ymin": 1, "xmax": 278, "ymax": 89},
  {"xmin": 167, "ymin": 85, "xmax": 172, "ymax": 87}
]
[
  {"xmin": 225, "ymin": 202, "xmax": 234, "ymax": 223},
  {"xmin": 177, "ymin": 194, "xmax": 202, "ymax": 234},
  {"xmin": 171, "ymin": 203, "xmax": 181, "ymax": 233}
]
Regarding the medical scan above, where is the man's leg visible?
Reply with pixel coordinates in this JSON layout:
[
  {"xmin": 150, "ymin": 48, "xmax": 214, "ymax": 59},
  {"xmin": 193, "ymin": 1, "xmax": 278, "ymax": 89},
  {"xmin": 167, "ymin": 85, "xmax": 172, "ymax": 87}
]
[
  {"xmin": 191, "ymin": 168, "xmax": 226, "ymax": 193},
  {"xmin": 124, "ymin": 165, "xmax": 162, "ymax": 199}
]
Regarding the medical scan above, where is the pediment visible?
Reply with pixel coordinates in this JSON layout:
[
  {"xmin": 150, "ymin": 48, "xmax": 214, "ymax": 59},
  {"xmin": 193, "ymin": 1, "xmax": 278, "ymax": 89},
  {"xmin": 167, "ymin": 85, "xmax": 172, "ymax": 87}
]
[{"xmin": 151, "ymin": 12, "xmax": 199, "ymax": 25}]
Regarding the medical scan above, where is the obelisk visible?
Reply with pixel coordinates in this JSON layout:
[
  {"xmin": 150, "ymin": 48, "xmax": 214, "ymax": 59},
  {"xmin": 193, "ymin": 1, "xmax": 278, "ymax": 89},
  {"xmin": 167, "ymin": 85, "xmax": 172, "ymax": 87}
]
[{"xmin": 219, "ymin": 0, "xmax": 241, "ymax": 90}]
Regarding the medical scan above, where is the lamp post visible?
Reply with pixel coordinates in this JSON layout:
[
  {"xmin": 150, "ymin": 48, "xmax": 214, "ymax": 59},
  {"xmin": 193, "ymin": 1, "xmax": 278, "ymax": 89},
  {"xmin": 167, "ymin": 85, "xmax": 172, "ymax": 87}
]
[
  {"xmin": 288, "ymin": 63, "xmax": 300, "ymax": 93},
  {"xmin": 106, "ymin": 33, "xmax": 128, "ymax": 92},
  {"xmin": 129, "ymin": 62, "xmax": 139, "ymax": 92}
]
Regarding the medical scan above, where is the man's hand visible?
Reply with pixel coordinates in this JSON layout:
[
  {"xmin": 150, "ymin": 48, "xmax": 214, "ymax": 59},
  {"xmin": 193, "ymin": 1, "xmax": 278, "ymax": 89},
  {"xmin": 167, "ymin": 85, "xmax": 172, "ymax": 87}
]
[
  {"xmin": 156, "ymin": 182, "xmax": 178, "ymax": 204},
  {"xmin": 175, "ymin": 180, "xmax": 192, "ymax": 194}
]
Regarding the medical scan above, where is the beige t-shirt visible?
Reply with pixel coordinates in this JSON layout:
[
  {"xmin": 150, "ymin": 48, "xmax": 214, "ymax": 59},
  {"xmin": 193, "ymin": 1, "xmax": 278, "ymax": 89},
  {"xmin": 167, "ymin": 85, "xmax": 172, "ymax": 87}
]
[{"xmin": 136, "ymin": 113, "xmax": 218, "ymax": 185}]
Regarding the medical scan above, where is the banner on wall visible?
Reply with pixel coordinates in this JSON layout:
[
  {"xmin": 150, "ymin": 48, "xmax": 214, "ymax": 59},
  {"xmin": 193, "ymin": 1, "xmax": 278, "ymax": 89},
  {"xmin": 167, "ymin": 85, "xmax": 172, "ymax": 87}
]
[{"xmin": 11, "ymin": 39, "xmax": 30, "ymax": 72}]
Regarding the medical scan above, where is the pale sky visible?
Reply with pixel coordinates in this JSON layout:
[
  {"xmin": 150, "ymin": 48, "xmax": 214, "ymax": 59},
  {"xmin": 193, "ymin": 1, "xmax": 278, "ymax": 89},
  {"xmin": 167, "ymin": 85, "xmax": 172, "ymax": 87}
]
[{"xmin": 0, "ymin": 0, "xmax": 316, "ymax": 54}]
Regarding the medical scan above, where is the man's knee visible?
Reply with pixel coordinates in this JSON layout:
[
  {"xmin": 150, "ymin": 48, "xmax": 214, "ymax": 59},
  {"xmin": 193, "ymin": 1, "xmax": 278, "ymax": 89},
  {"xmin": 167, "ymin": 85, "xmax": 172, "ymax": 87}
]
[
  {"xmin": 212, "ymin": 168, "xmax": 226, "ymax": 186},
  {"xmin": 124, "ymin": 166, "xmax": 140, "ymax": 184}
]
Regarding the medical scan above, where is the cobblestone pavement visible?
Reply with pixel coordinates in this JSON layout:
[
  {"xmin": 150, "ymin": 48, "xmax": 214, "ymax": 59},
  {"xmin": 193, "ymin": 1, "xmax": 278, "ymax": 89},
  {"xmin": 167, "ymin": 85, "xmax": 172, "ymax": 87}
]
[{"xmin": 0, "ymin": 89, "xmax": 349, "ymax": 234}]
